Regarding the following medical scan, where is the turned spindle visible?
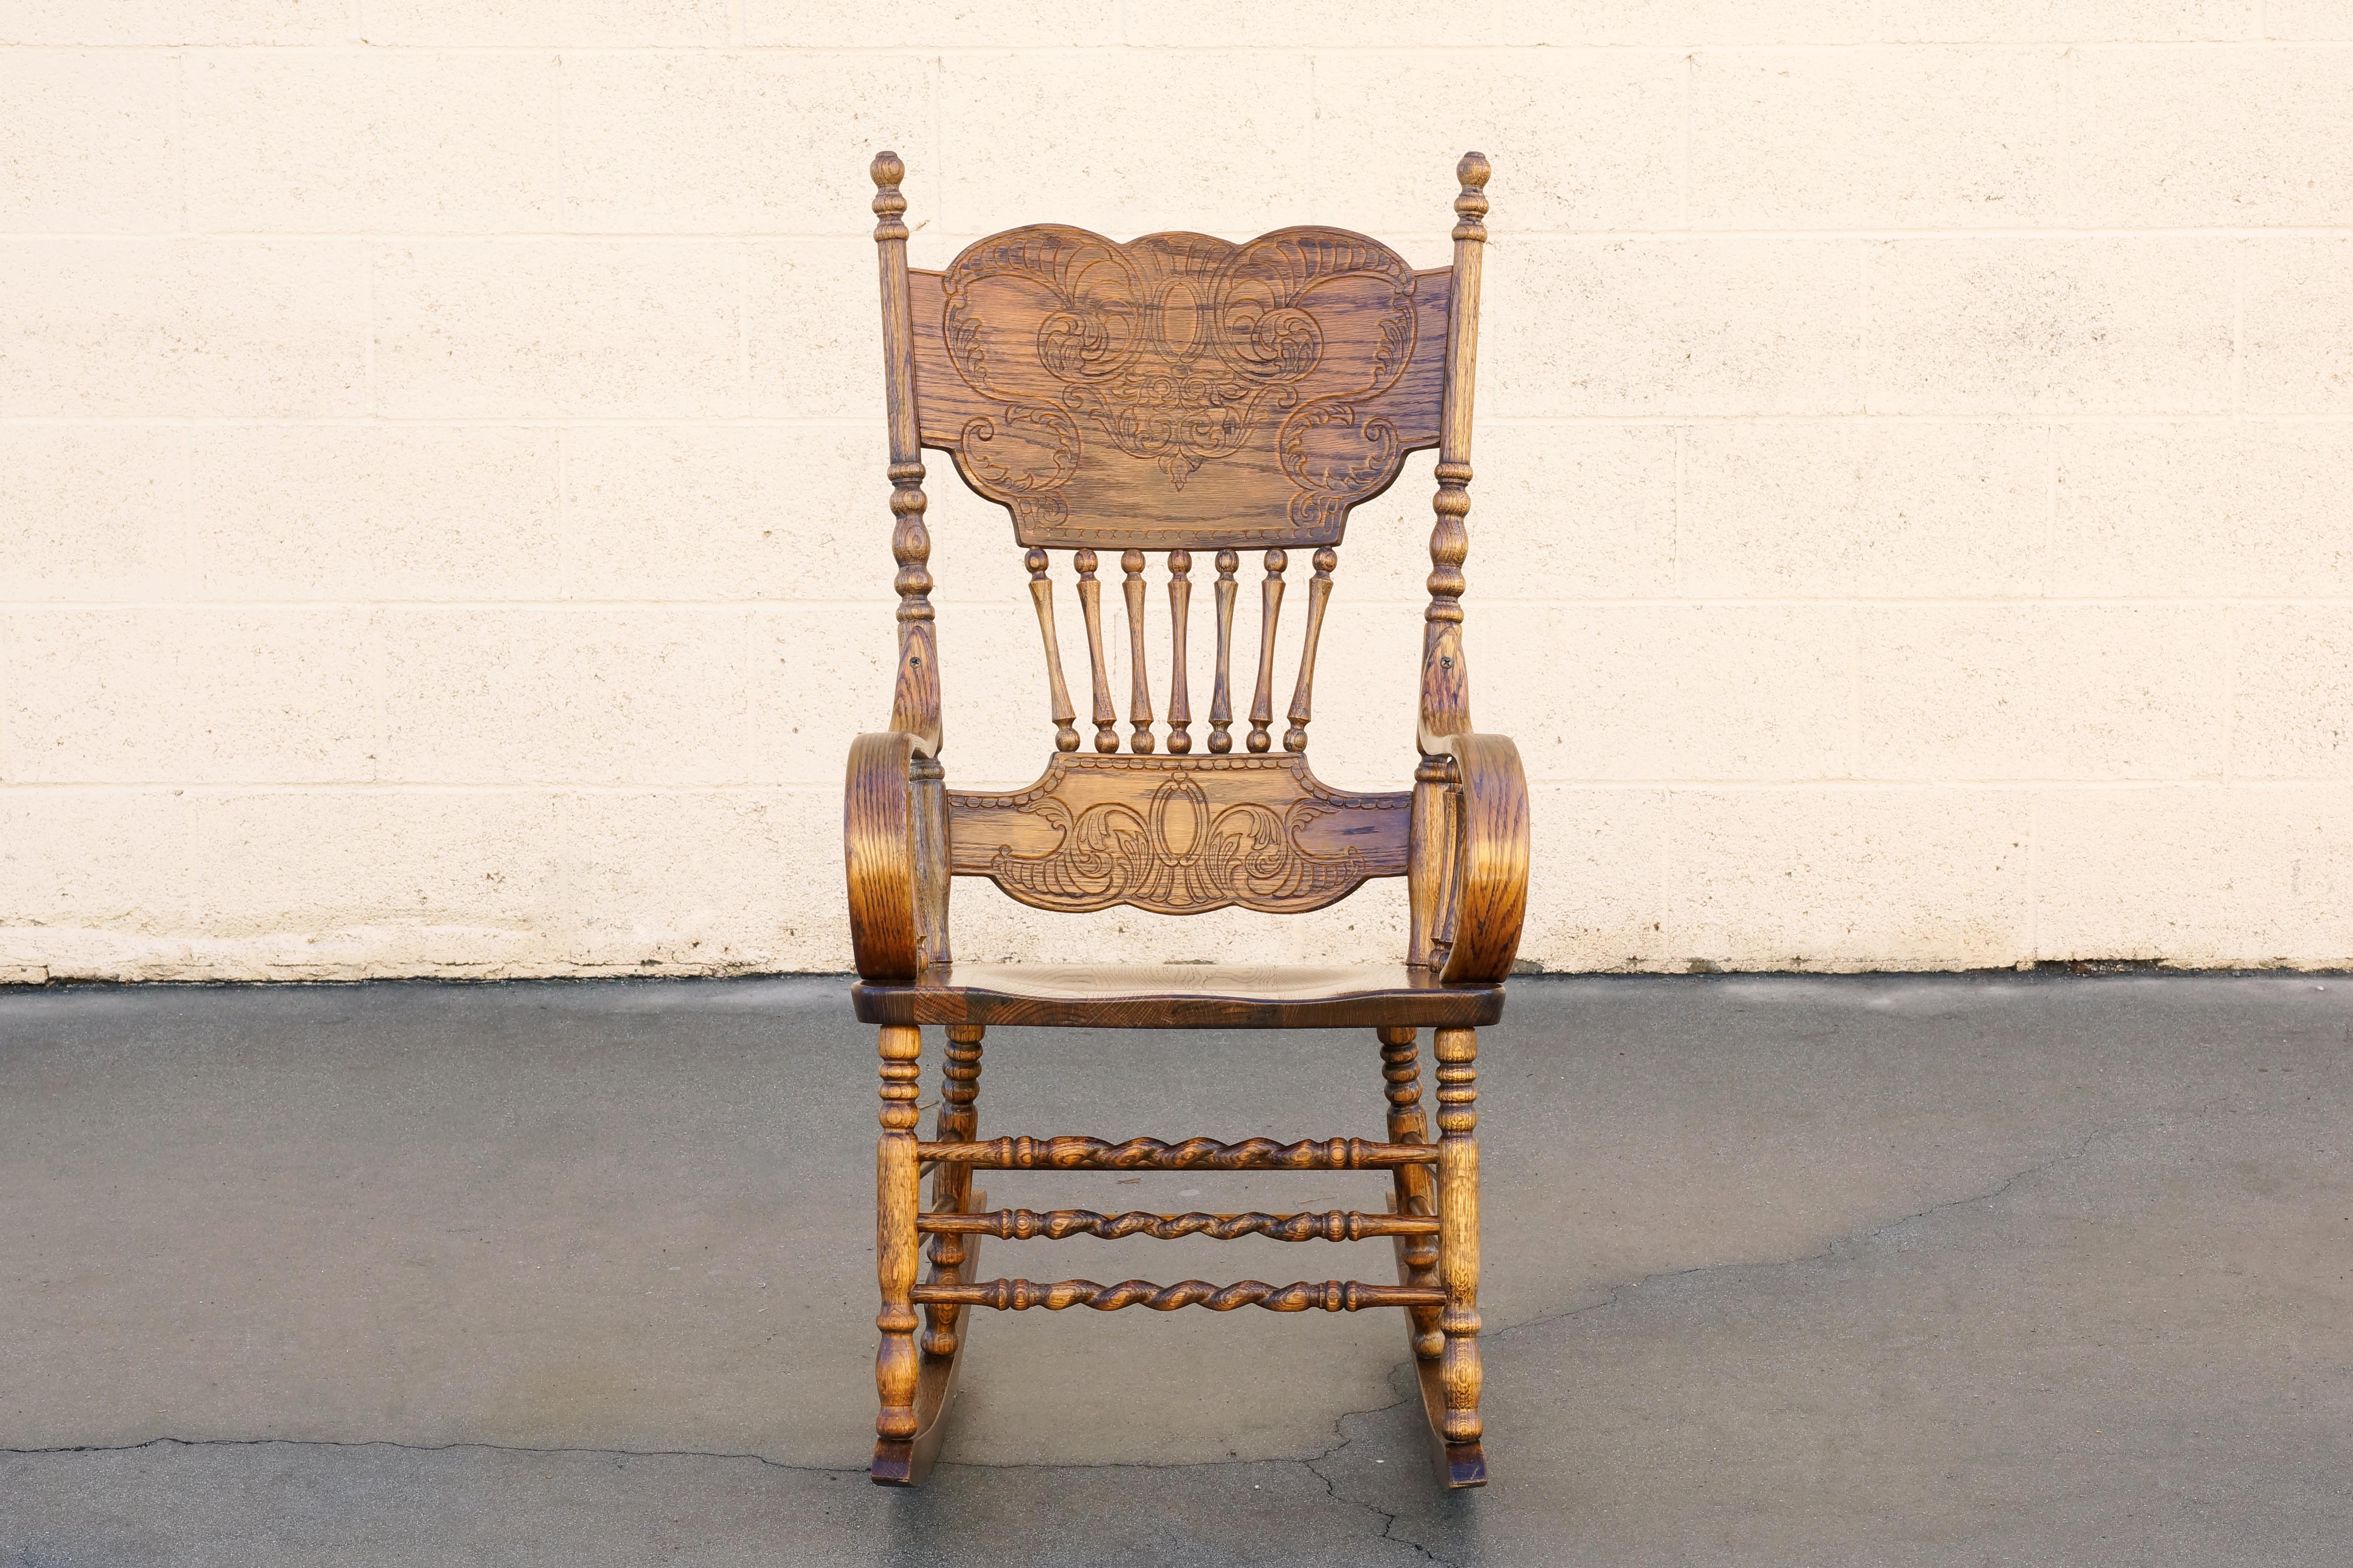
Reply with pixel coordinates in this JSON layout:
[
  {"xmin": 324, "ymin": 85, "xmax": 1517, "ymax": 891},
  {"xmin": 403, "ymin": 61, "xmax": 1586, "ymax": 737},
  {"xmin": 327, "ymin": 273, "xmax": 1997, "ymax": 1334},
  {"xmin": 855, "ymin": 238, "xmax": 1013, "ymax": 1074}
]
[
  {"xmin": 1209, "ymin": 549, "xmax": 1239, "ymax": 753},
  {"xmin": 1027, "ymin": 549, "xmax": 1079, "ymax": 753},
  {"xmin": 1435, "ymin": 1025, "xmax": 1483, "ymax": 1444},
  {"xmin": 1248, "ymin": 549, "xmax": 1287, "ymax": 754},
  {"xmin": 1285, "ymin": 547, "xmax": 1336, "ymax": 752},
  {"xmin": 1075, "ymin": 549, "xmax": 1118, "ymax": 753},
  {"xmin": 1166, "ymin": 550, "xmax": 1193, "ymax": 754},
  {"xmin": 1122, "ymin": 549, "xmax": 1154, "ymax": 753},
  {"xmin": 922, "ymin": 1024, "xmax": 984, "ymax": 1357},
  {"xmin": 871, "ymin": 151, "xmax": 938, "ymax": 756},
  {"xmin": 874, "ymin": 1023, "xmax": 924, "ymax": 1443},
  {"xmin": 1382, "ymin": 1026, "xmax": 1445, "ymax": 1360},
  {"xmin": 1420, "ymin": 151, "xmax": 1487, "ymax": 759}
]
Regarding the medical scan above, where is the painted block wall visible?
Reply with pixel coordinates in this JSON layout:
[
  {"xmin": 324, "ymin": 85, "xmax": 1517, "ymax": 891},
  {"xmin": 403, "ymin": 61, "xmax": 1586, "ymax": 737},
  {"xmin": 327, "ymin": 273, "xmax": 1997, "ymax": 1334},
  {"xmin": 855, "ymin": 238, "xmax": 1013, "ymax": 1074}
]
[{"xmin": 6, "ymin": 2, "xmax": 2353, "ymax": 981}]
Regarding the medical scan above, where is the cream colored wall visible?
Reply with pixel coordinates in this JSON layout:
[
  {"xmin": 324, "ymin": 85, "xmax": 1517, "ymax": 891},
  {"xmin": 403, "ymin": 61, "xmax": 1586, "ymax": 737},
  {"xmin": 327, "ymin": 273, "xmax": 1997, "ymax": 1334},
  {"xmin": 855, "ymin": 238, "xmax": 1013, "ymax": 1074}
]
[{"xmin": 6, "ymin": 2, "xmax": 2353, "ymax": 982}]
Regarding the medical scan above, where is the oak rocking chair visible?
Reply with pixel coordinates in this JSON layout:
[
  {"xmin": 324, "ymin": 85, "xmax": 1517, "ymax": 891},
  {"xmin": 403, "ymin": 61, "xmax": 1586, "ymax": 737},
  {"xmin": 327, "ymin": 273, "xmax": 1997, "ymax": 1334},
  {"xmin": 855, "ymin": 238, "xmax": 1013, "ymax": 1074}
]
[{"xmin": 847, "ymin": 150, "xmax": 1528, "ymax": 1489}]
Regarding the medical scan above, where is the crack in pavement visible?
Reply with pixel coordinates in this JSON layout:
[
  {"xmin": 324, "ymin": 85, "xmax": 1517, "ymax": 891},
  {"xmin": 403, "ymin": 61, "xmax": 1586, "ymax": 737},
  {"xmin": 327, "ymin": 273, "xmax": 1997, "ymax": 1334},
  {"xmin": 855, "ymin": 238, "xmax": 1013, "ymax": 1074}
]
[
  {"xmin": 0, "ymin": 1435, "xmax": 838, "ymax": 1472},
  {"xmin": 1293, "ymin": 1101, "xmax": 2207, "ymax": 1564},
  {"xmin": 3, "ymin": 1098, "xmax": 2212, "ymax": 1567}
]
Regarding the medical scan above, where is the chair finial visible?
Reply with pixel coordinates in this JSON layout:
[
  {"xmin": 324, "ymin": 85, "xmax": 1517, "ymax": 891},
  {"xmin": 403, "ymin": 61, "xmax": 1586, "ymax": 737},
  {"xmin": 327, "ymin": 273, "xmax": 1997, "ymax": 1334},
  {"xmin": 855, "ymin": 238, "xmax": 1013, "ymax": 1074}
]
[
  {"xmin": 872, "ymin": 151, "xmax": 908, "ymax": 242},
  {"xmin": 1453, "ymin": 152, "xmax": 1490, "ymax": 241}
]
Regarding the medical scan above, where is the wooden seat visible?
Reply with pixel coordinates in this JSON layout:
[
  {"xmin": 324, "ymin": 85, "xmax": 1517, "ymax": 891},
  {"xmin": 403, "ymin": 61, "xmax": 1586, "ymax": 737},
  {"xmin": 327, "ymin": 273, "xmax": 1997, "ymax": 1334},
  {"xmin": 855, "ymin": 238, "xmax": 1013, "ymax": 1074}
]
[
  {"xmin": 853, "ymin": 963, "xmax": 1505, "ymax": 1030},
  {"xmin": 848, "ymin": 149, "xmax": 1526, "ymax": 1492}
]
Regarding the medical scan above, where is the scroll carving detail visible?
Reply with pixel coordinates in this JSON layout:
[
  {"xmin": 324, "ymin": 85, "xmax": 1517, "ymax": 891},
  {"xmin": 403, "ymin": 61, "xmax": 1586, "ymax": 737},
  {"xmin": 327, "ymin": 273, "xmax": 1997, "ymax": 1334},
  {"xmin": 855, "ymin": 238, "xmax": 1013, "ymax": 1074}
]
[
  {"xmin": 936, "ymin": 225, "xmax": 1424, "ymax": 544},
  {"xmin": 947, "ymin": 755, "xmax": 1408, "ymax": 916}
]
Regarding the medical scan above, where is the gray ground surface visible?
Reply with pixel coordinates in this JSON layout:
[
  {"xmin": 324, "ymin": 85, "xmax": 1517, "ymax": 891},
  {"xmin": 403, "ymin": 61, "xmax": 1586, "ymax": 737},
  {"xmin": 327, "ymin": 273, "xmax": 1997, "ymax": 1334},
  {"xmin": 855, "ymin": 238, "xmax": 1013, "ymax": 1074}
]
[{"xmin": 2, "ymin": 973, "xmax": 2348, "ymax": 1565}]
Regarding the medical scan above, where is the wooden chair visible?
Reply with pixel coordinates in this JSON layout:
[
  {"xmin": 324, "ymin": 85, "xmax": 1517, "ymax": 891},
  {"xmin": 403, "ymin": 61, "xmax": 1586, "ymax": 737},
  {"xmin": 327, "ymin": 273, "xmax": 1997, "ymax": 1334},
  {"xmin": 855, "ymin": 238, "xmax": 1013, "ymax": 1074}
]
[{"xmin": 847, "ymin": 150, "xmax": 1528, "ymax": 1491}]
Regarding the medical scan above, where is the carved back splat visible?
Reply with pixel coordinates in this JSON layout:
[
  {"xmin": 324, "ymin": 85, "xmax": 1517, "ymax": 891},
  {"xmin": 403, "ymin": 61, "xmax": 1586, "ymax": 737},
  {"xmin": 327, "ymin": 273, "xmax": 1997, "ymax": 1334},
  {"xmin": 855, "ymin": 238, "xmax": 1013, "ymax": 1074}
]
[
  {"xmin": 911, "ymin": 226, "xmax": 1445, "ymax": 550},
  {"xmin": 872, "ymin": 154, "xmax": 1491, "ymax": 922}
]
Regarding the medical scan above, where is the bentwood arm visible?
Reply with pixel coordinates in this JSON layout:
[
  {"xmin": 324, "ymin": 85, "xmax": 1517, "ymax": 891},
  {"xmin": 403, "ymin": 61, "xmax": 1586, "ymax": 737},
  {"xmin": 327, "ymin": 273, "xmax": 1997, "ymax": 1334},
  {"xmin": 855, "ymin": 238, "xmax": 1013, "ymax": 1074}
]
[
  {"xmin": 1411, "ymin": 730, "xmax": 1530, "ymax": 987},
  {"xmin": 845, "ymin": 729, "xmax": 950, "ymax": 983}
]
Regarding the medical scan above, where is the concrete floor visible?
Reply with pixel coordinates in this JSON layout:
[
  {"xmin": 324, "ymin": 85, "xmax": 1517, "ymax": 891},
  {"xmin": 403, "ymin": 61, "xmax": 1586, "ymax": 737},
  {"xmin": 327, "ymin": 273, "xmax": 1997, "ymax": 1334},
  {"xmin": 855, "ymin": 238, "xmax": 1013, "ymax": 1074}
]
[{"xmin": 2, "ymin": 973, "xmax": 2348, "ymax": 1566}]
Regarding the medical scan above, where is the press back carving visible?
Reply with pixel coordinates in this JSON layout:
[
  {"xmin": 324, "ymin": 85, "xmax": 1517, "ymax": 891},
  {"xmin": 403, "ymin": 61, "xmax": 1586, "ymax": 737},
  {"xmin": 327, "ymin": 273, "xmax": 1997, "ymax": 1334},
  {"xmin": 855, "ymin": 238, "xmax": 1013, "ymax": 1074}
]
[
  {"xmin": 949, "ymin": 754, "xmax": 1407, "ymax": 916},
  {"xmin": 907, "ymin": 231, "xmax": 1448, "ymax": 551}
]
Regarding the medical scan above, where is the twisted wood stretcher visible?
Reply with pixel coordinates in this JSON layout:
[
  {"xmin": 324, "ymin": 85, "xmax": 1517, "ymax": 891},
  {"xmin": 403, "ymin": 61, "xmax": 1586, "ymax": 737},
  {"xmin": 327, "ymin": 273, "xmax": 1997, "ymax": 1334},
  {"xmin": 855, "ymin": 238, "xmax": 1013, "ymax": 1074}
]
[{"xmin": 848, "ymin": 151, "xmax": 1527, "ymax": 1491}]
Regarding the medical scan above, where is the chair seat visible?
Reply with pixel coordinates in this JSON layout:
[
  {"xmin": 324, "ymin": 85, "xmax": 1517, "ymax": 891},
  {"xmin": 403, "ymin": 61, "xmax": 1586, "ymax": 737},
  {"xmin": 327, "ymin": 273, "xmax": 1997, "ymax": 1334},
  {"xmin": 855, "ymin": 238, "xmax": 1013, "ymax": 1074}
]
[{"xmin": 852, "ymin": 963, "xmax": 1505, "ymax": 1030}]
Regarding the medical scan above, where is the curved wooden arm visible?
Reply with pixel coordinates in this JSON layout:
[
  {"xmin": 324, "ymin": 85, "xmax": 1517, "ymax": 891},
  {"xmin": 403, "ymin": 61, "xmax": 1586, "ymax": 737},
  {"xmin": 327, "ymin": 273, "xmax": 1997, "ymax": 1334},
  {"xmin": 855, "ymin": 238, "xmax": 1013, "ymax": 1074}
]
[
  {"xmin": 845, "ymin": 731, "xmax": 950, "ymax": 982},
  {"xmin": 1410, "ymin": 732, "xmax": 1529, "ymax": 986}
]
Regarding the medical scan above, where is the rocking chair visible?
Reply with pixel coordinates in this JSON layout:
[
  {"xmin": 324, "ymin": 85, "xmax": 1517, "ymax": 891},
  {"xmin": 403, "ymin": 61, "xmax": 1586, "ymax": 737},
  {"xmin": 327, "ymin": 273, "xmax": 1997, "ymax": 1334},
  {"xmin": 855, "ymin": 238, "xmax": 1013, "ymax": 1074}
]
[{"xmin": 846, "ymin": 150, "xmax": 1529, "ymax": 1489}]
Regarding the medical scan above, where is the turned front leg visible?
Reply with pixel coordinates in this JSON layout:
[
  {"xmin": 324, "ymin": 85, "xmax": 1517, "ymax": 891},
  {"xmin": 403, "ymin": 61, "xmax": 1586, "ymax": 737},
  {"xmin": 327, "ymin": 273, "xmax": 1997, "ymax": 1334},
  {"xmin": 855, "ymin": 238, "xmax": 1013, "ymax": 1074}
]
[
  {"xmin": 921, "ymin": 1024, "xmax": 984, "ymax": 1356},
  {"xmin": 875, "ymin": 1024, "xmax": 923, "ymax": 1443},
  {"xmin": 1434, "ymin": 1025, "xmax": 1483, "ymax": 1444},
  {"xmin": 1380, "ymin": 1026, "xmax": 1445, "ymax": 1360}
]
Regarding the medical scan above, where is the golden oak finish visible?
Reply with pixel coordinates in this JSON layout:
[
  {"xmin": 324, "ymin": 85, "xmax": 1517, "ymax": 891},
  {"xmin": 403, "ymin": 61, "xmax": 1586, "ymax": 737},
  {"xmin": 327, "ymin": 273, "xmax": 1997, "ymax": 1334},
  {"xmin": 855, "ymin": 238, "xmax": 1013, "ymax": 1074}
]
[
  {"xmin": 1121, "ymin": 549, "xmax": 1154, "ymax": 753},
  {"xmin": 1210, "ymin": 549, "xmax": 1239, "ymax": 753},
  {"xmin": 946, "ymin": 753, "xmax": 1408, "ymax": 917},
  {"xmin": 1382, "ymin": 1024, "xmax": 1446, "ymax": 1360},
  {"xmin": 1286, "ymin": 547, "xmax": 1337, "ymax": 753},
  {"xmin": 843, "ymin": 731, "xmax": 923, "ymax": 983},
  {"xmin": 1166, "ymin": 550, "xmax": 1195, "ymax": 754},
  {"xmin": 1025, "ymin": 549, "xmax": 1080, "ymax": 753},
  {"xmin": 1434, "ymin": 1025, "xmax": 1484, "ymax": 1470},
  {"xmin": 919, "ymin": 1134, "xmax": 1441, "ymax": 1170},
  {"xmin": 905, "ymin": 240, "xmax": 1446, "ymax": 551},
  {"xmin": 921, "ymin": 1207, "xmax": 1439, "ymax": 1241},
  {"xmin": 870, "ymin": 155, "xmax": 941, "ymax": 760},
  {"xmin": 854, "ymin": 963, "xmax": 1500, "ymax": 1030},
  {"xmin": 920, "ymin": 1023, "xmax": 984, "ymax": 1358},
  {"xmin": 1248, "ymin": 550, "xmax": 1286, "ymax": 754},
  {"xmin": 850, "ymin": 151, "xmax": 1521, "ymax": 1491},
  {"xmin": 915, "ymin": 1278, "xmax": 1446, "ymax": 1313},
  {"xmin": 873, "ymin": 1023, "xmax": 923, "ymax": 1451}
]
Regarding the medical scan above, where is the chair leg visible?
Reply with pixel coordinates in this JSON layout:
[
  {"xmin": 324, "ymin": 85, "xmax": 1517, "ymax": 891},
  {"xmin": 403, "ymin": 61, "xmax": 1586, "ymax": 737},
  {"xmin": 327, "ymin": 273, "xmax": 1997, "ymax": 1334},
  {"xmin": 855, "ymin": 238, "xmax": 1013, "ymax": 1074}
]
[
  {"xmin": 1433, "ymin": 1024, "xmax": 1486, "ymax": 1485},
  {"xmin": 922, "ymin": 1024, "xmax": 984, "ymax": 1357},
  {"xmin": 1379, "ymin": 1027, "xmax": 1445, "ymax": 1360},
  {"xmin": 873, "ymin": 1024, "xmax": 923, "ymax": 1469}
]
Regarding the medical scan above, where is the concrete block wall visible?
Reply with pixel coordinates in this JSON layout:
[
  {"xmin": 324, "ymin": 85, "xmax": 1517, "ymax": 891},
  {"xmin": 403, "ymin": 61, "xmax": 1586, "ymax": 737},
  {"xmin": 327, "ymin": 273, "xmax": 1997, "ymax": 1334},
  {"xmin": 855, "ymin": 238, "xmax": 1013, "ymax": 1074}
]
[{"xmin": 5, "ymin": 2, "xmax": 2353, "ymax": 980}]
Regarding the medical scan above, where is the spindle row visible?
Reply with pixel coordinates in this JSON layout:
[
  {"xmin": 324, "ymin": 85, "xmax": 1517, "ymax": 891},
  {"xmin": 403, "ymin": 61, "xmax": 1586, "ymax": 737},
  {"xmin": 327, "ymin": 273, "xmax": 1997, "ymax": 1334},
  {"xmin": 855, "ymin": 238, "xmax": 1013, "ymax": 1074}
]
[{"xmin": 1023, "ymin": 546, "xmax": 1338, "ymax": 757}]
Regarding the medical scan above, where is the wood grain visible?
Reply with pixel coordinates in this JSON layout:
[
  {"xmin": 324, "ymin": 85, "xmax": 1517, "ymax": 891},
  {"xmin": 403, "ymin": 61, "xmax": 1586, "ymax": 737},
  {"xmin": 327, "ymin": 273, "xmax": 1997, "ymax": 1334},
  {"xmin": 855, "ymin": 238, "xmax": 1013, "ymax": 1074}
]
[
  {"xmin": 871, "ymin": 153, "xmax": 940, "ymax": 756},
  {"xmin": 843, "ymin": 730, "xmax": 922, "ymax": 983},
  {"xmin": 1071, "ymin": 548, "xmax": 1118, "ymax": 753},
  {"xmin": 1436, "ymin": 732, "xmax": 1529, "ymax": 985},
  {"xmin": 1381, "ymin": 1026, "xmax": 1446, "ymax": 1360},
  {"xmin": 919, "ymin": 1207, "xmax": 1438, "ymax": 1241},
  {"xmin": 1120, "ymin": 548, "xmax": 1154, "ymax": 753},
  {"xmin": 914, "ymin": 1278, "xmax": 1446, "ymax": 1313},
  {"xmin": 854, "ymin": 962, "xmax": 1503, "ymax": 1030},
  {"xmin": 1434, "ymin": 1025, "xmax": 1483, "ymax": 1449},
  {"xmin": 1247, "ymin": 549, "xmax": 1285, "ymax": 753},
  {"xmin": 920, "ymin": 1023, "xmax": 983, "ymax": 1357},
  {"xmin": 906, "ymin": 237, "xmax": 1448, "ymax": 551},
  {"xmin": 917, "ymin": 1134, "xmax": 1441, "ymax": 1170},
  {"xmin": 1025, "ymin": 548, "xmax": 1080, "ymax": 753},
  {"xmin": 1209, "ymin": 549, "xmax": 1239, "ymax": 753},
  {"xmin": 1166, "ymin": 550, "xmax": 1193, "ymax": 755},
  {"xmin": 1418, "ymin": 153, "xmax": 1488, "ymax": 758},
  {"xmin": 948, "ymin": 752, "xmax": 1406, "ymax": 917},
  {"xmin": 1285, "ymin": 546, "xmax": 1337, "ymax": 752},
  {"xmin": 873, "ymin": 1023, "xmax": 923, "ymax": 1448}
]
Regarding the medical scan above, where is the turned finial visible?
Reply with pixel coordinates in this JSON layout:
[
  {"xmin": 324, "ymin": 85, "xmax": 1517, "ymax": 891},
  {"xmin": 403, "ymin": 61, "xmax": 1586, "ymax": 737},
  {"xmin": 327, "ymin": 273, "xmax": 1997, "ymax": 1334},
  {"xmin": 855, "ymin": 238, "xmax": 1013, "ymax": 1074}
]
[
  {"xmin": 1453, "ymin": 151, "xmax": 1489, "ymax": 242},
  {"xmin": 871, "ymin": 151, "xmax": 909, "ymax": 242}
]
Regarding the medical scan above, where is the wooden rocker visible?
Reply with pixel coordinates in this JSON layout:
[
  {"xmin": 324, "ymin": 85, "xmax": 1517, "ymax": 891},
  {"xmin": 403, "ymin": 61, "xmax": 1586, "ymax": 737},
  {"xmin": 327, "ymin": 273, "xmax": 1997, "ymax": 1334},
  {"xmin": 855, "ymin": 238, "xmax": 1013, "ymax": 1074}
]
[{"xmin": 848, "ymin": 150, "xmax": 1528, "ymax": 1490}]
